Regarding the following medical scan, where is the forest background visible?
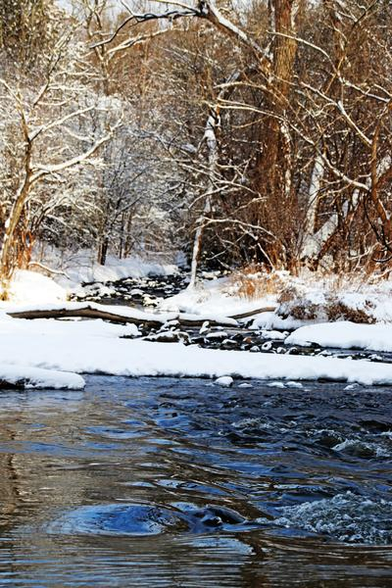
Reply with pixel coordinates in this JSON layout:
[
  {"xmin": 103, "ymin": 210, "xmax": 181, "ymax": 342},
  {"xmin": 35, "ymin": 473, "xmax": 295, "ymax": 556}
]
[{"xmin": 0, "ymin": 0, "xmax": 391, "ymax": 298}]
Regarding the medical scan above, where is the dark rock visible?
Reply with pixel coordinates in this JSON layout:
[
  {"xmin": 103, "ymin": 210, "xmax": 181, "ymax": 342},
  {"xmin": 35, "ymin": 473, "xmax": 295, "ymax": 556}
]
[{"xmin": 222, "ymin": 339, "xmax": 239, "ymax": 350}]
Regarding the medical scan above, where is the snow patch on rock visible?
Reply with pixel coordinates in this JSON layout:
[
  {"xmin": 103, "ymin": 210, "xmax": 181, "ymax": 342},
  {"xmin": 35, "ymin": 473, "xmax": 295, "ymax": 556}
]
[
  {"xmin": 0, "ymin": 364, "xmax": 85, "ymax": 390},
  {"xmin": 286, "ymin": 322, "xmax": 392, "ymax": 353},
  {"xmin": 215, "ymin": 376, "xmax": 234, "ymax": 387}
]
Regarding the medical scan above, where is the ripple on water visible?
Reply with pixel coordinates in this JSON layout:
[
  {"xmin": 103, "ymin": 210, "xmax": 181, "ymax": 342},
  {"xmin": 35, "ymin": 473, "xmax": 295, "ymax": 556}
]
[
  {"xmin": 332, "ymin": 438, "xmax": 390, "ymax": 458},
  {"xmin": 265, "ymin": 491, "xmax": 392, "ymax": 545},
  {"xmin": 48, "ymin": 503, "xmax": 249, "ymax": 537}
]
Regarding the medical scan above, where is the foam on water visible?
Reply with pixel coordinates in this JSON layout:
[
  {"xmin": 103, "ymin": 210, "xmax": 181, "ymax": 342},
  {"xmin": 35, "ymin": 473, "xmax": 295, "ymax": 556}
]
[
  {"xmin": 270, "ymin": 491, "xmax": 392, "ymax": 544},
  {"xmin": 332, "ymin": 438, "xmax": 390, "ymax": 458}
]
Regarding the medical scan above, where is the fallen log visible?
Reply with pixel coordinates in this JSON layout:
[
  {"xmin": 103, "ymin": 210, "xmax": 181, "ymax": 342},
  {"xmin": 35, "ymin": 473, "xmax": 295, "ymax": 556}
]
[
  {"xmin": 7, "ymin": 307, "xmax": 164, "ymax": 328},
  {"xmin": 7, "ymin": 303, "xmax": 277, "ymax": 329},
  {"xmin": 230, "ymin": 306, "xmax": 277, "ymax": 320}
]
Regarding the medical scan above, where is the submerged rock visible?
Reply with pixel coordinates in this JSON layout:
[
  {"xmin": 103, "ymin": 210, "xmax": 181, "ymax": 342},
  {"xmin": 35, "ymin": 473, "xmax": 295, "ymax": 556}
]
[{"xmin": 49, "ymin": 503, "xmax": 247, "ymax": 537}]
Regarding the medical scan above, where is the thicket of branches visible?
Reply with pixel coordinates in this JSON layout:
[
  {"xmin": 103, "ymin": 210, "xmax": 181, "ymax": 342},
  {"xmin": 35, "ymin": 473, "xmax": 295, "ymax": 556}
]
[{"xmin": 0, "ymin": 0, "xmax": 391, "ymax": 296}]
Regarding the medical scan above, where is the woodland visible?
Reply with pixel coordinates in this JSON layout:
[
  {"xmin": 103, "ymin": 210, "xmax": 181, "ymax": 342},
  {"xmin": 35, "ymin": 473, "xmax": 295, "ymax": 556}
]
[{"xmin": 0, "ymin": 0, "xmax": 391, "ymax": 298}]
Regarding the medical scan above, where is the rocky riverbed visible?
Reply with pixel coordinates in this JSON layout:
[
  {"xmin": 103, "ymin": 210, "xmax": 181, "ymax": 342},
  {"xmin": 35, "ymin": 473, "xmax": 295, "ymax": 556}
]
[{"xmin": 70, "ymin": 273, "xmax": 392, "ymax": 365}]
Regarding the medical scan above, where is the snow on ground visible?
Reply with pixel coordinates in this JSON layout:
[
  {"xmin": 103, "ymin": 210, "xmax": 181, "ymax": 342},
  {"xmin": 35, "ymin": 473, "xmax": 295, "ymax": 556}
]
[
  {"xmin": 0, "ymin": 314, "xmax": 140, "ymax": 339},
  {"xmin": 3, "ymin": 260, "xmax": 392, "ymax": 389},
  {"xmin": 0, "ymin": 363, "xmax": 85, "ymax": 390},
  {"xmin": 2, "ymin": 314, "xmax": 392, "ymax": 385},
  {"xmin": 286, "ymin": 322, "xmax": 392, "ymax": 353},
  {"xmin": 34, "ymin": 247, "xmax": 179, "ymax": 292},
  {"xmin": 159, "ymin": 277, "xmax": 277, "ymax": 317},
  {"xmin": 157, "ymin": 270, "xmax": 392, "ymax": 327},
  {"xmin": 64, "ymin": 254, "xmax": 178, "ymax": 287},
  {"xmin": 275, "ymin": 276, "xmax": 392, "ymax": 324},
  {"xmin": 29, "ymin": 247, "xmax": 392, "ymax": 325},
  {"xmin": 250, "ymin": 312, "xmax": 305, "ymax": 331},
  {"xmin": 337, "ymin": 291, "xmax": 392, "ymax": 323},
  {"xmin": 9, "ymin": 270, "xmax": 67, "ymax": 304}
]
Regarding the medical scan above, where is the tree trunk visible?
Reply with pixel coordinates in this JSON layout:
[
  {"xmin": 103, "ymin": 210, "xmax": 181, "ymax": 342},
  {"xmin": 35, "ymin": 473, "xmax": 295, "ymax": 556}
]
[
  {"xmin": 188, "ymin": 107, "xmax": 220, "ymax": 288},
  {"xmin": 252, "ymin": 0, "xmax": 300, "ymax": 268},
  {"xmin": 0, "ymin": 173, "xmax": 32, "ymax": 291}
]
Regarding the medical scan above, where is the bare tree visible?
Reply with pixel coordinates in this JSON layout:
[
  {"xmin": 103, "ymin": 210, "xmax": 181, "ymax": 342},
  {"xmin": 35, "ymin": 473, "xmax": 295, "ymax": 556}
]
[{"xmin": 0, "ymin": 28, "xmax": 121, "ymax": 296}]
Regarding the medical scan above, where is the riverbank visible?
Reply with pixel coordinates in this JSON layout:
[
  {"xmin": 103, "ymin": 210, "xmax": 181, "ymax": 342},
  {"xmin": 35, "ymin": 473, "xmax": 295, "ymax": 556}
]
[
  {"xmin": 2, "ymin": 305, "xmax": 392, "ymax": 386},
  {"xmin": 1, "ymin": 262, "xmax": 392, "ymax": 389},
  {"xmin": 0, "ymin": 260, "xmax": 392, "ymax": 388}
]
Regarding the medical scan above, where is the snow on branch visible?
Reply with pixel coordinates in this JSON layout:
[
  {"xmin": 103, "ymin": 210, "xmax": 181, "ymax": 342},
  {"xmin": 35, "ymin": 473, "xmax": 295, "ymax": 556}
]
[
  {"xmin": 93, "ymin": 0, "xmax": 271, "ymax": 68},
  {"xmin": 32, "ymin": 121, "xmax": 122, "ymax": 181}
]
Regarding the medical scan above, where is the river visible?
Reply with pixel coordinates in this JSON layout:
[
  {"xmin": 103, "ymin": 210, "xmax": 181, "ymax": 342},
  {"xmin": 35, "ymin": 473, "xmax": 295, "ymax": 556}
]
[{"xmin": 0, "ymin": 376, "xmax": 391, "ymax": 586}]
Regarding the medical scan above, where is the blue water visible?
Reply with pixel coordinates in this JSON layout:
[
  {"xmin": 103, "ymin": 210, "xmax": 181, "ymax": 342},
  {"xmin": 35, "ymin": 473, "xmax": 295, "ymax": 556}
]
[{"xmin": 0, "ymin": 376, "xmax": 391, "ymax": 587}]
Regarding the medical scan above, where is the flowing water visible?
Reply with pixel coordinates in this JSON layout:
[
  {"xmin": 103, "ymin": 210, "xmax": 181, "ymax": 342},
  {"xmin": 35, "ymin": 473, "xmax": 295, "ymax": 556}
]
[{"xmin": 0, "ymin": 376, "xmax": 392, "ymax": 587}]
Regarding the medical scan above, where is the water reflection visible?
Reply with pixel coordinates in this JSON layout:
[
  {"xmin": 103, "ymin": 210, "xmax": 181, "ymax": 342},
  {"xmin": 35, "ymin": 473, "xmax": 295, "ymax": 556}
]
[{"xmin": 0, "ymin": 377, "xmax": 391, "ymax": 586}]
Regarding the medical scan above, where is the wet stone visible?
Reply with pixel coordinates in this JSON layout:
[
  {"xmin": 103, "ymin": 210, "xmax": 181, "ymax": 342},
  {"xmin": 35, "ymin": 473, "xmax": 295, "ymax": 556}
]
[
  {"xmin": 49, "ymin": 503, "xmax": 248, "ymax": 537},
  {"xmin": 222, "ymin": 339, "xmax": 239, "ymax": 350}
]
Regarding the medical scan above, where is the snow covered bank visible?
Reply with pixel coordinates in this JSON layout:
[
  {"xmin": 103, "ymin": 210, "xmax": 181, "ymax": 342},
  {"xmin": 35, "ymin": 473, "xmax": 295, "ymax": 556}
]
[
  {"xmin": 159, "ymin": 271, "xmax": 392, "ymax": 330},
  {"xmin": 2, "ymin": 315, "xmax": 392, "ymax": 385},
  {"xmin": 3, "ymin": 264, "xmax": 392, "ymax": 389},
  {"xmin": 9, "ymin": 270, "xmax": 67, "ymax": 304},
  {"xmin": 0, "ymin": 364, "xmax": 85, "ymax": 390},
  {"xmin": 35, "ymin": 248, "xmax": 179, "ymax": 290},
  {"xmin": 250, "ymin": 311, "xmax": 305, "ymax": 331},
  {"xmin": 64, "ymin": 254, "xmax": 179, "ymax": 287},
  {"xmin": 159, "ymin": 277, "xmax": 277, "ymax": 319},
  {"xmin": 0, "ymin": 313, "xmax": 140, "ymax": 339},
  {"xmin": 275, "ymin": 280, "xmax": 392, "ymax": 325},
  {"xmin": 286, "ymin": 322, "xmax": 392, "ymax": 353}
]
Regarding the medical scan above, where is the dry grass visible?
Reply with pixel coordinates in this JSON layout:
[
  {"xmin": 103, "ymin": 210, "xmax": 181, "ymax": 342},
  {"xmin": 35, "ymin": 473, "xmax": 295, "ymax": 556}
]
[
  {"xmin": 277, "ymin": 286, "xmax": 377, "ymax": 324},
  {"xmin": 229, "ymin": 264, "xmax": 287, "ymax": 299},
  {"xmin": 277, "ymin": 287, "xmax": 322, "ymax": 321},
  {"xmin": 325, "ymin": 298, "xmax": 376, "ymax": 324},
  {"xmin": 227, "ymin": 264, "xmax": 390, "ymax": 324}
]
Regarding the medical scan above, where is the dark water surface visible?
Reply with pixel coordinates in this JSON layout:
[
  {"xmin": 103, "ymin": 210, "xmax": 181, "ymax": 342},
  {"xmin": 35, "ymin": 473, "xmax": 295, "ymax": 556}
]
[{"xmin": 0, "ymin": 377, "xmax": 392, "ymax": 587}]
